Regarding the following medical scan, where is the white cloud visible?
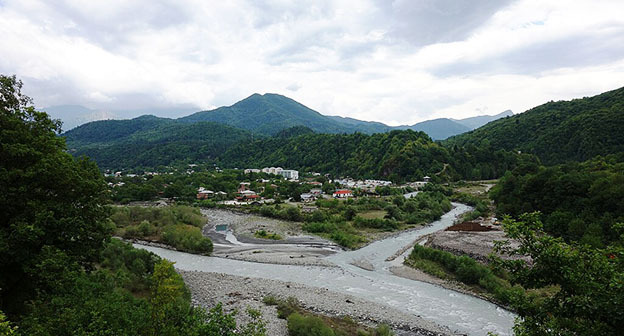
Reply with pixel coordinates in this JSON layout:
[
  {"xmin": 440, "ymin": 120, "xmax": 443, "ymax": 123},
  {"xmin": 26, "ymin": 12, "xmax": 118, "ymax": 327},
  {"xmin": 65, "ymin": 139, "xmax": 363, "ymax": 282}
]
[{"xmin": 0, "ymin": 0, "xmax": 623, "ymax": 124}]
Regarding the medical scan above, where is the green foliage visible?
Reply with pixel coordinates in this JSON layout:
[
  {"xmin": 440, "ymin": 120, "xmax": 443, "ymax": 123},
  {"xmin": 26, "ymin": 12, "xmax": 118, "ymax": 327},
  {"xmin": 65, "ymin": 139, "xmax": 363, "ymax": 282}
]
[
  {"xmin": 0, "ymin": 311, "xmax": 17, "ymax": 336},
  {"xmin": 162, "ymin": 225, "xmax": 213, "ymax": 254},
  {"xmin": 451, "ymin": 192, "xmax": 491, "ymax": 221},
  {"xmin": 220, "ymin": 129, "xmax": 521, "ymax": 182},
  {"xmin": 254, "ymin": 230, "xmax": 283, "ymax": 240},
  {"xmin": 446, "ymin": 86, "xmax": 624, "ymax": 165},
  {"xmin": 110, "ymin": 205, "xmax": 213, "ymax": 254},
  {"xmin": 490, "ymin": 157, "xmax": 624, "ymax": 246},
  {"xmin": 407, "ymin": 245, "xmax": 520, "ymax": 305},
  {"xmin": 0, "ymin": 75, "xmax": 111, "ymax": 314},
  {"xmin": 270, "ymin": 297, "xmax": 393, "ymax": 336},
  {"xmin": 287, "ymin": 313, "xmax": 336, "ymax": 336},
  {"xmin": 64, "ymin": 118, "xmax": 253, "ymax": 170},
  {"xmin": 495, "ymin": 213, "xmax": 624, "ymax": 335}
]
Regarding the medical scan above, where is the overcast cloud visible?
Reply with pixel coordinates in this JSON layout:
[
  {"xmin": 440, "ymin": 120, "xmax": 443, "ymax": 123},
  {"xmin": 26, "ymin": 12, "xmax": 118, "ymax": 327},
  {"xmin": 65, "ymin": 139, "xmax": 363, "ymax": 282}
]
[{"xmin": 1, "ymin": 0, "xmax": 623, "ymax": 125}]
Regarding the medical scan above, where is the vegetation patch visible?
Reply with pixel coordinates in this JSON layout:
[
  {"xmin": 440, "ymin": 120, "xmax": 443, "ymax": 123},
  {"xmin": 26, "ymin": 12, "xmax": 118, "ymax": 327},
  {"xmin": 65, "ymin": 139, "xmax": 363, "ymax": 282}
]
[
  {"xmin": 254, "ymin": 229, "xmax": 283, "ymax": 240},
  {"xmin": 264, "ymin": 296, "xmax": 394, "ymax": 336},
  {"xmin": 111, "ymin": 205, "xmax": 213, "ymax": 254},
  {"xmin": 406, "ymin": 245, "xmax": 523, "ymax": 306}
]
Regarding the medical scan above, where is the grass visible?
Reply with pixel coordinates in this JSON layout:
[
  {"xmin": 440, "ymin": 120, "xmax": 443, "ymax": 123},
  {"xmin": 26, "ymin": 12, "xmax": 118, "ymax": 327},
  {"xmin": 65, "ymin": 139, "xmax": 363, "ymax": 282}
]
[{"xmin": 357, "ymin": 210, "xmax": 387, "ymax": 220}]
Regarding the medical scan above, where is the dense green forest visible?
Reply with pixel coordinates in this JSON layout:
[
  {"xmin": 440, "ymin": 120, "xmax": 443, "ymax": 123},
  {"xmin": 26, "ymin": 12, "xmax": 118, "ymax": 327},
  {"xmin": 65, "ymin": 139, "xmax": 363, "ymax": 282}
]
[
  {"xmin": 217, "ymin": 129, "xmax": 525, "ymax": 182},
  {"xmin": 490, "ymin": 155, "xmax": 624, "ymax": 247},
  {"xmin": 65, "ymin": 118, "xmax": 253, "ymax": 168},
  {"xmin": 0, "ymin": 75, "xmax": 266, "ymax": 335},
  {"xmin": 446, "ymin": 86, "xmax": 624, "ymax": 165}
]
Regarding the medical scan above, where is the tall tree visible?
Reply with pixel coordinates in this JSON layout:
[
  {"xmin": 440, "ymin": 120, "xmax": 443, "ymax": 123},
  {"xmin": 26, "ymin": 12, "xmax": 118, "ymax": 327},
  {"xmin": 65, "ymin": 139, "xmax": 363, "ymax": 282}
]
[{"xmin": 0, "ymin": 75, "xmax": 110, "ymax": 314}]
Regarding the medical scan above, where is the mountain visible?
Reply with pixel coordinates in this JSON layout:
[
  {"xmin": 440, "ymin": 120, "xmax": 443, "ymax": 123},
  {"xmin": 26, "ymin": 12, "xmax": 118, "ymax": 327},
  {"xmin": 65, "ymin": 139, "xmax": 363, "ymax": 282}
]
[
  {"xmin": 43, "ymin": 105, "xmax": 118, "ymax": 131},
  {"xmin": 179, "ymin": 93, "xmax": 350, "ymax": 135},
  {"xmin": 62, "ymin": 93, "xmax": 516, "ymax": 169},
  {"xmin": 217, "ymin": 128, "xmax": 522, "ymax": 181},
  {"xmin": 179, "ymin": 93, "xmax": 509, "ymax": 138},
  {"xmin": 445, "ymin": 87, "xmax": 624, "ymax": 164},
  {"xmin": 396, "ymin": 118, "xmax": 471, "ymax": 140},
  {"xmin": 325, "ymin": 115, "xmax": 392, "ymax": 134},
  {"xmin": 43, "ymin": 105, "xmax": 198, "ymax": 131},
  {"xmin": 64, "ymin": 116, "xmax": 252, "ymax": 169},
  {"xmin": 452, "ymin": 110, "xmax": 514, "ymax": 129}
]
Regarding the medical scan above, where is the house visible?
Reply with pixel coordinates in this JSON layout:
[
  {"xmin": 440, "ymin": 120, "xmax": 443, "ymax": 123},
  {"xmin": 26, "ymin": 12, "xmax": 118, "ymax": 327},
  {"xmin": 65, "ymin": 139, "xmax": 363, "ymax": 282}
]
[
  {"xmin": 244, "ymin": 168, "xmax": 261, "ymax": 174},
  {"xmin": 300, "ymin": 193, "xmax": 316, "ymax": 203},
  {"xmin": 196, "ymin": 187, "xmax": 214, "ymax": 200},
  {"xmin": 423, "ymin": 176, "xmax": 431, "ymax": 183},
  {"xmin": 333, "ymin": 189, "xmax": 353, "ymax": 198},
  {"xmin": 238, "ymin": 182, "xmax": 251, "ymax": 193},
  {"xmin": 236, "ymin": 194, "xmax": 260, "ymax": 202},
  {"xmin": 309, "ymin": 188, "xmax": 322, "ymax": 195}
]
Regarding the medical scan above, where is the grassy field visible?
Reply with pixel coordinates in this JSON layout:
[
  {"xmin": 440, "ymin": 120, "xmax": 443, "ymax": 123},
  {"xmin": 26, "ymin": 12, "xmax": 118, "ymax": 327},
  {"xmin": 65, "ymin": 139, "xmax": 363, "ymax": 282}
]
[{"xmin": 357, "ymin": 210, "xmax": 387, "ymax": 220}]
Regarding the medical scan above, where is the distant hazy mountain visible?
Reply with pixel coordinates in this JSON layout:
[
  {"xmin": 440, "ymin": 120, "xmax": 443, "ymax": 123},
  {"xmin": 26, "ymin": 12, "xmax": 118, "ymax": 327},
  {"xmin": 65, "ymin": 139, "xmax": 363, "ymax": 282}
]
[
  {"xmin": 446, "ymin": 87, "xmax": 624, "ymax": 164},
  {"xmin": 452, "ymin": 110, "xmax": 513, "ymax": 129},
  {"xmin": 43, "ymin": 105, "xmax": 118, "ymax": 131},
  {"xmin": 393, "ymin": 111, "xmax": 513, "ymax": 140},
  {"xmin": 396, "ymin": 119, "xmax": 471, "ymax": 140},
  {"xmin": 42, "ymin": 105, "xmax": 198, "ymax": 132}
]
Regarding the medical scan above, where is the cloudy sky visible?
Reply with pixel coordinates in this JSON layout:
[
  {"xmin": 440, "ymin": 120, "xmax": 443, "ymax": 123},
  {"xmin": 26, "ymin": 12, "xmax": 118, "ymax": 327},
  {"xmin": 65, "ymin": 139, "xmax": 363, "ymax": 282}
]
[{"xmin": 1, "ymin": 0, "xmax": 624, "ymax": 125}]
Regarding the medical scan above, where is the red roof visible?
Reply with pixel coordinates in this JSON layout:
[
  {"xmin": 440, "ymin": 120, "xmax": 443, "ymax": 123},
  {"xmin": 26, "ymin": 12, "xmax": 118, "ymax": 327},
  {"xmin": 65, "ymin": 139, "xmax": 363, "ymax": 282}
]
[{"xmin": 333, "ymin": 190, "xmax": 352, "ymax": 195}]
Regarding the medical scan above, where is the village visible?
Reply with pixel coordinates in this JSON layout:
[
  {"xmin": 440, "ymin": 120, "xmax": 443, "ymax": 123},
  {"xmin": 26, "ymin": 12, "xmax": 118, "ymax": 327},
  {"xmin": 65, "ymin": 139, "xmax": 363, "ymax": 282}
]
[{"xmin": 194, "ymin": 166, "xmax": 433, "ymax": 208}]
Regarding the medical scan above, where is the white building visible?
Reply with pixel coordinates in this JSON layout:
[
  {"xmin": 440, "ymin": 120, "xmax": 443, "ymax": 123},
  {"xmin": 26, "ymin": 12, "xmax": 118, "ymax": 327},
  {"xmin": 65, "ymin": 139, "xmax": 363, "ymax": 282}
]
[{"xmin": 280, "ymin": 169, "xmax": 299, "ymax": 180}]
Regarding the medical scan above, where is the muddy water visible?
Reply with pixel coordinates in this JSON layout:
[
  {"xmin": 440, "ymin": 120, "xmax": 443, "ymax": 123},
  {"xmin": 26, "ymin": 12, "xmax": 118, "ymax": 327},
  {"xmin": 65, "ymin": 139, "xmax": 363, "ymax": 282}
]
[{"xmin": 137, "ymin": 203, "xmax": 515, "ymax": 336}]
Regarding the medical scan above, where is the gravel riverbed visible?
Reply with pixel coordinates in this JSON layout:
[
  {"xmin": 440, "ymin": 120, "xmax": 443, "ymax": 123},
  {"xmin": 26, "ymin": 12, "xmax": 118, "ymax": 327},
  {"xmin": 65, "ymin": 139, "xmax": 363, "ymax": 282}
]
[{"xmin": 180, "ymin": 271, "xmax": 454, "ymax": 336}]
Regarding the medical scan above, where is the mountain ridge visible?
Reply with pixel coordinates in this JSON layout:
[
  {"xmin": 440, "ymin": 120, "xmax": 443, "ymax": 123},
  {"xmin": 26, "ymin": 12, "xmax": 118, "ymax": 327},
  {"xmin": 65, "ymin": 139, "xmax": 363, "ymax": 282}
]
[{"xmin": 57, "ymin": 93, "xmax": 511, "ymax": 140}]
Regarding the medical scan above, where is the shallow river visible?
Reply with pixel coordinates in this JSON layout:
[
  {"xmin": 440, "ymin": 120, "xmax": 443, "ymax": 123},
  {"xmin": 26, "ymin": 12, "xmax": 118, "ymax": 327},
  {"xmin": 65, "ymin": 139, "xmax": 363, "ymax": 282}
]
[{"xmin": 137, "ymin": 203, "xmax": 515, "ymax": 335}]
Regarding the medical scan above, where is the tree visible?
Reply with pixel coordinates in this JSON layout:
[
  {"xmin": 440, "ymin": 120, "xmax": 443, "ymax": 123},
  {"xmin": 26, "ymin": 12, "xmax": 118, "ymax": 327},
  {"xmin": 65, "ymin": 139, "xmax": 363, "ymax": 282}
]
[
  {"xmin": 495, "ymin": 213, "xmax": 624, "ymax": 335},
  {"xmin": 0, "ymin": 75, "xmax": 111, "ymax": 314}
]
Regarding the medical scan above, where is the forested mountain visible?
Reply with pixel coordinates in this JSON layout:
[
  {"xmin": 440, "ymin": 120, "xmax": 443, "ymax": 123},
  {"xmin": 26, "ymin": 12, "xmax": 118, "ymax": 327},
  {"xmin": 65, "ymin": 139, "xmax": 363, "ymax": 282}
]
[
  {"xmin": 445, "ymin": 87, "xmax": 624, "ymax": 164},
  {"xmin": 65, "ymin": 117, "xmax": 252, "ymax": 169},
  {"xmin": 179, "ymin": 93, "xmax": 391, "ymax": 135},
  {"xmin": 217, "ymin": 129, "xmax": 525, "ymax": 181},
  {"xmin": 177, "ymin": 93, "xmax": 509, "ymax": 138}
]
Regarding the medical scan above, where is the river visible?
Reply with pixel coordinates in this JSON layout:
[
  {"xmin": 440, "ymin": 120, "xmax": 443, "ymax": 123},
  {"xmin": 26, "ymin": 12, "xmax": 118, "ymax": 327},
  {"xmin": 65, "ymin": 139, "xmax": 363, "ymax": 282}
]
[{"xmin": 137, "ymin": 203, "xmax": 516, "ymax": 335}]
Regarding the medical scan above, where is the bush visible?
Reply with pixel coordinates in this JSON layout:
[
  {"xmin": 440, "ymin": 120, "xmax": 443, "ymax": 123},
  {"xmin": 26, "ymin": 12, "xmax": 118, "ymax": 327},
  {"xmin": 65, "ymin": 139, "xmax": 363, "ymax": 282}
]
[
  {"xmin": 287, "ymin": 313, "xmax": 335, "ymax": 336},
  {"xmin": 162, "ymin": 224, "xmax": 213, "ymax": 254}
]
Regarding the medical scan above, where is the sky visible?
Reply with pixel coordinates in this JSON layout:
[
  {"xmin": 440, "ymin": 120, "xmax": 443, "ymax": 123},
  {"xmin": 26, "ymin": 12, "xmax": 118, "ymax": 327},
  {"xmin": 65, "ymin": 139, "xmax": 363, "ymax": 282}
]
[{"xmin": 1, "ymin": 0, "xmax": 624, "ymax": 126}]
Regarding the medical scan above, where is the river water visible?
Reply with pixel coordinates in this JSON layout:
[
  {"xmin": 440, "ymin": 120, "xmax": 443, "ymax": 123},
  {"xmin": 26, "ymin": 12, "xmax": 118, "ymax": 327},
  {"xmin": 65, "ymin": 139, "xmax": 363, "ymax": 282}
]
[{"xmin": 137, "ymin": 203, "xmax": 515, "ymax": 335}]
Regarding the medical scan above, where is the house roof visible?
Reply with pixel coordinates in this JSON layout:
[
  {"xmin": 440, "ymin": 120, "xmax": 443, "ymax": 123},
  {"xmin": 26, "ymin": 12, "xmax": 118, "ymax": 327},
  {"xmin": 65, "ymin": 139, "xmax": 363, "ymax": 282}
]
[{"xmin": 333, "ymin": 190, "xmax": 352, "ymax": 195}]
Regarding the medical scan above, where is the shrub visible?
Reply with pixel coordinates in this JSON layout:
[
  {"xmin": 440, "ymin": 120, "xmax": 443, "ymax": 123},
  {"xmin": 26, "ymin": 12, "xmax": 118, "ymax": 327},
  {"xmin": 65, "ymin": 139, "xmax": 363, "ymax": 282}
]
[
  {"xmin": 162, "ymin": 224, "xmax": 213, "ymax": 254},
  {"xmin": 287, "ymin": 313, "xmax": 335, "ymax": 336}
]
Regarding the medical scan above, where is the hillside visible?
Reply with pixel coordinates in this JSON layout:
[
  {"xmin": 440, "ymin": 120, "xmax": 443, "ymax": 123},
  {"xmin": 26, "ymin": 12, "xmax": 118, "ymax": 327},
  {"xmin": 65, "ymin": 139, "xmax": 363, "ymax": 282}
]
[
  {"xmin": 65, "ymin": 116, "xmax": 252, "ymax": 169},
  {"xmin": 217, "ymin": 129, "xmax": 523, "ymax": 181},
  {"xmin": 179, "ymin": 93, "xmax": 390, "ymax": 135},
  {"xmin": 445, "ymin": 87, "xmax": 624, "ymax": 164},
  {"xmin": 178, "ymin": 93, "xmax": 508, "ymax": 138}
]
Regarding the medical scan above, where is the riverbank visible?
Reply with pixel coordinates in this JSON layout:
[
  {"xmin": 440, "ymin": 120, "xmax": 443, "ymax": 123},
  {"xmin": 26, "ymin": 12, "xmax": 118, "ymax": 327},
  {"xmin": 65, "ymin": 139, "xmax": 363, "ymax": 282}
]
[{"xmin": 180, "ymin": 271, "xmax": 453, "ymax": 336}]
